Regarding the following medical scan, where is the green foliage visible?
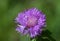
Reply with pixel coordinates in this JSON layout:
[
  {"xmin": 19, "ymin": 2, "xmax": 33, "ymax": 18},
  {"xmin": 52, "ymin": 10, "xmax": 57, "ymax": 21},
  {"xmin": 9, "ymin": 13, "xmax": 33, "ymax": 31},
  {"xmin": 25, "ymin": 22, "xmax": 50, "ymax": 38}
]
[{"xmin": 0, "ymin": 0, "xmax": 60, "ymax": 41}]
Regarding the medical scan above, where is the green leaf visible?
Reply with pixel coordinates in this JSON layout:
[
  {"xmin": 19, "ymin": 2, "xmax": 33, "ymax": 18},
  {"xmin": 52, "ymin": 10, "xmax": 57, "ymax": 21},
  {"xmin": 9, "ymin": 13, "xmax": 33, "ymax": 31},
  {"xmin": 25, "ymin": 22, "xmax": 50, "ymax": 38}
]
[{"xmin": 20, "ymin": 34, "xmax": 31, "ymax": 41}]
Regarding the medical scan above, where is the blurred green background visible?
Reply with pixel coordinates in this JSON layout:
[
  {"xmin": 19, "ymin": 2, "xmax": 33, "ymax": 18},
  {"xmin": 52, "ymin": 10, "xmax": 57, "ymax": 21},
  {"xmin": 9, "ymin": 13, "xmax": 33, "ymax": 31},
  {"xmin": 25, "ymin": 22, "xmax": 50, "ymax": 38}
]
[{"xmin": 0, "ymin": 0, "xmax": 60, "ymax": 41}]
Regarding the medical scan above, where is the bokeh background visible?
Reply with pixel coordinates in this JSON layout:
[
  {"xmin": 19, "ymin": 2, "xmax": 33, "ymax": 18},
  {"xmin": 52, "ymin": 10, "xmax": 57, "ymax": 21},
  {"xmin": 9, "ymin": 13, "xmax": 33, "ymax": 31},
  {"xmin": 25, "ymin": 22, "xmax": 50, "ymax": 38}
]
[{"xmin": 0, "ymin": 0, "xmax": 60, "ymax": 41}]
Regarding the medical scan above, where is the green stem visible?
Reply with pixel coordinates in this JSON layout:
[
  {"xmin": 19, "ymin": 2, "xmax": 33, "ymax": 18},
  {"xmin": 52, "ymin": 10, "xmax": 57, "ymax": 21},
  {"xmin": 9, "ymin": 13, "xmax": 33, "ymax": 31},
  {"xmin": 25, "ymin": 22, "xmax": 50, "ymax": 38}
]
[{"xmin": 32, "ymin": 39, "xmax": 36, "ymax": 41}]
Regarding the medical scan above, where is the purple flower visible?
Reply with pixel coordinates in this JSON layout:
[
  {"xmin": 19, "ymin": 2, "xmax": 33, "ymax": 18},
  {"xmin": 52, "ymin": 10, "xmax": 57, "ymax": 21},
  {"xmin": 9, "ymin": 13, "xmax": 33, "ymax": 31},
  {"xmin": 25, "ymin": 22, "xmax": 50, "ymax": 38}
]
[{"xmin": 15, "ymin": 8, "xmax": 46, "ymax": 38}]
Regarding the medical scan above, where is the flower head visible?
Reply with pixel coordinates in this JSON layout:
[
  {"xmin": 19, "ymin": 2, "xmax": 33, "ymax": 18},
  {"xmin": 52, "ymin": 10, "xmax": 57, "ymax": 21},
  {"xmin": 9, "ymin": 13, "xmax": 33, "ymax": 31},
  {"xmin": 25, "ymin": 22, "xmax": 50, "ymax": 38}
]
[{"xmin": 15, "ymin": 8, "xmax": 46, "ymax": 38}]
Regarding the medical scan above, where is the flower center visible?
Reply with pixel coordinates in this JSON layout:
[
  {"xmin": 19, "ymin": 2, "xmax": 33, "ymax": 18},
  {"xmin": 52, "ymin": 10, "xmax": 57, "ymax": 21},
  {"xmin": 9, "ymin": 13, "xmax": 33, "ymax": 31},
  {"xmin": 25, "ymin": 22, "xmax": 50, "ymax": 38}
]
[{"xmin": 27, "ymin": 16, "xmax": 37, "ymax": 27}]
